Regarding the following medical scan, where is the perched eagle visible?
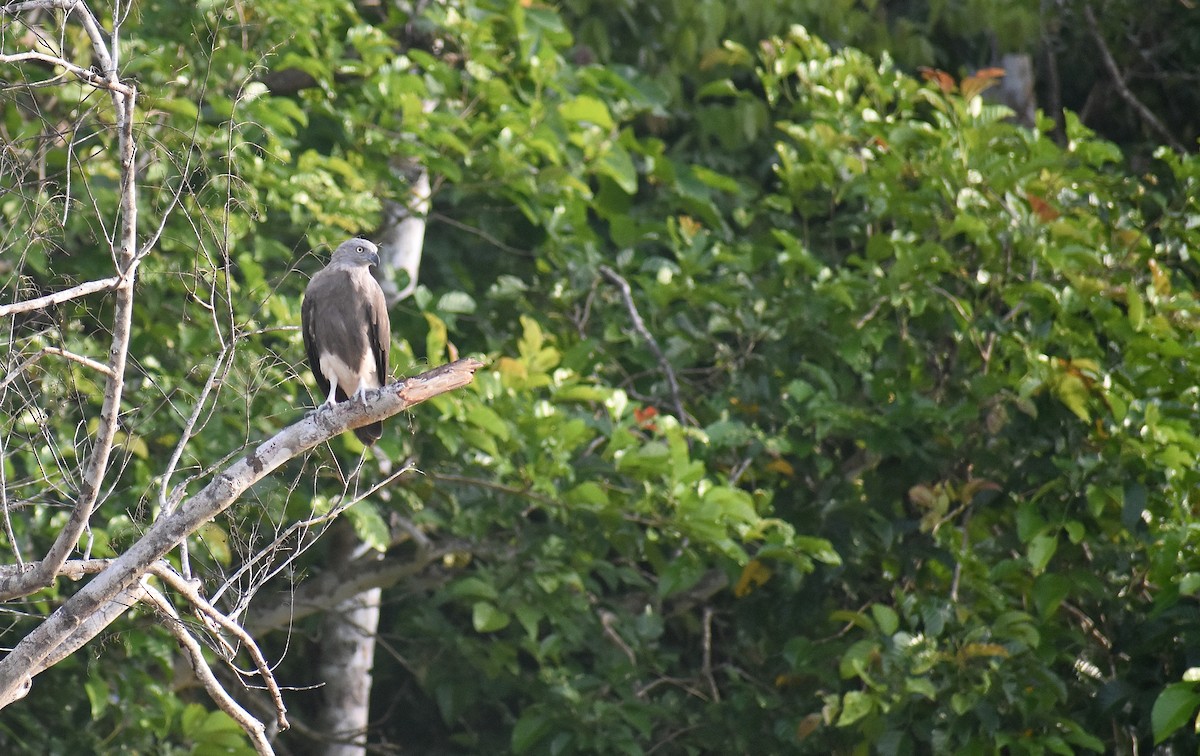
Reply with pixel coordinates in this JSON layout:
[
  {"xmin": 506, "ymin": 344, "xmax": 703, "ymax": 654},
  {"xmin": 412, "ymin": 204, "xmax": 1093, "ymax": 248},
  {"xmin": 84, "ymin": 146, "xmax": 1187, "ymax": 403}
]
[{"xmin": 301, "ymin": 238, "xmax": 391, "ymax": 445}]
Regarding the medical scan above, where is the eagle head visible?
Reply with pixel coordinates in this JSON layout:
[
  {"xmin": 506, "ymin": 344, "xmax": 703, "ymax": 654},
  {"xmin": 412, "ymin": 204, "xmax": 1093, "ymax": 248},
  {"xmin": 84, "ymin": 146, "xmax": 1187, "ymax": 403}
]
[{"xmin": 331, "ymin": 237, "xmax": 380, "ymax": 269}]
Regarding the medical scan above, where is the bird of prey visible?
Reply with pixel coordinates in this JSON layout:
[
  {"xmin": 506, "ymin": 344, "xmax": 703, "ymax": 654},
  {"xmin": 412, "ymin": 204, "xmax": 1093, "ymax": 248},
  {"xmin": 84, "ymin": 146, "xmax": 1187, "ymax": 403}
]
[{"xmin": 301, "ymin": 238, "xmax": 391, "ymax": 445}]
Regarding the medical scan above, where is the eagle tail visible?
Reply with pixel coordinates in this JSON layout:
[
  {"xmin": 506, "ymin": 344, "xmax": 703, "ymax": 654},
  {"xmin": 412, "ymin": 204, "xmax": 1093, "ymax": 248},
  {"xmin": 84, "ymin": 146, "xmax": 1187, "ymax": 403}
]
[{"xmin": 355, "ymin": 421, "xmax": 383, "ymax": 446}]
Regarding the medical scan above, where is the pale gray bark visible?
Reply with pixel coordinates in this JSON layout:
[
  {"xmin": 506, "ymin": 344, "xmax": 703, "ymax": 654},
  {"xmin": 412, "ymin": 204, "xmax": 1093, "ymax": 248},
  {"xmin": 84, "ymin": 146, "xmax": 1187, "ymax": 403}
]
[
  {"xmin": 314, "ymin": 152, "xmax": 432, "ymax": 755},
  {"xmin": 316, "ymin": 523, "xmax": 382, "ymax": 755},
  {"xmin": 993, "ymin": 53, "xmax": 1036, "ymax": 128},
  {"xmin": 377, "ymin": 158, "xmax": 432, "ymax": 305},
  {"xmin": 0, "ymin": 0, "xmax": 141, "ymax": 603},
  {"xmin": 0, "ymin": 358, "xmax": 484, "ymax": 709}
]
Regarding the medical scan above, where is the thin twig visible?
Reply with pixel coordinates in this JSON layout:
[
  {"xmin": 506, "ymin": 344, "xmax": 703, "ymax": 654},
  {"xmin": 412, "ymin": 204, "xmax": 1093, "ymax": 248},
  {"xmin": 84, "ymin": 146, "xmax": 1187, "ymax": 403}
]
[
  {"xmin": 0, "ymin": 51, "xmax": 133, "ymax": 94},
  {"xmin": 430, "ymin": 211, "xmax": 530, "ymax": 257},
  {"xmin": 149, "ymin": 564, "xmax": 289, "ymax": 731},
  {"xmin": 211, "ymin": 462, "xmax": 418, "ymax": 609},
  {"xmin": 598, "ymin": 609, "xmax": 636, "ymax": 666},
  {"xmin": 0, "ymin": 346, "xmax": 116, "ymax": 391},
  {"xmin": 598, "ymin": 266, "xmax": 688, "ymax": 425},
  {"xmin": 0, "ymin": 276, "xmax": 121, "ymax": 318},
  {"xmin": 701, "ymin": 606, "xmax": 720, "ymax": 703},
  {"xmin": 0, "ymin": 433, "xmax": 21, "ymax": 567},
  {"xmin": 140, "ymin": 580, "xmax": 273, "ymax": 755},
  {"xmin": 1082, "ymin": 3, "xmax": 1185, "ymax": 153},
  {"xmin": 159, "ymin": 346, "xmax": 232, "ymax": 516}
]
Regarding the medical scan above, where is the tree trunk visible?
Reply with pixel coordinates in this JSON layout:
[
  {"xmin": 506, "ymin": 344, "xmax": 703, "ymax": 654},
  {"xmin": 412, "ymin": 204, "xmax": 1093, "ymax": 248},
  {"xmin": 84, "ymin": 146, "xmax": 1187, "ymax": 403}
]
[
  {"xmin": 316, "ymin": 523, "xmax": 382, "ymax": 756},
  {"xmin": 315, "ymin": 159, "xmax": 430, "ymax": 754}
]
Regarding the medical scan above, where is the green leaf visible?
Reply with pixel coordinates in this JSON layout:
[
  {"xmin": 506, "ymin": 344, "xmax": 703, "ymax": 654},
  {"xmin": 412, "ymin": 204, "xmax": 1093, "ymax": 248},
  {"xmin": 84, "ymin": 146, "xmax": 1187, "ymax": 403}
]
[
  {"xmin": 472, "ymin": 601, "xmax": 511, "ymax": 633},
  {"xmin": 512, "ymin": 709, "xmax": 554, "ymax": 753},
  {"xmin": 558, "ymin": 95, "xmax": 614, "ymax": 129},
  {"xmin": 424, "ymin": 313, "xmax": 448, "ymax": 364},
  {"xmin": 837, "ymin": 690, "xmax": 875, "ymax": 727},
  {"xmin": 84, "ymin": 677, "xmax": 109, "ymax": 720},
  {"xmin": 871, "ymin": 604, "xmax": 899, "ymax": 635},
  {"xmin": 1053, "ymin": 373, "xmax": 1090, "ymax": 421},
  {"xmin": 466, "ymin": 404, "xmax": 511, "ymax": 441},
  {"xmin": 597, "ymin": 144, "xmax": 637, "ymax": 195},
  {"xmin": 344, "ymin": 502, "xmax": 390, "ymax": 552},
  {"xmin": 1032, "ymin": 573, "xmax": 1071, "ymax": 618},
  {"xmin": 795, "ymin": 536, "xmax": 842, "ymax": 566},
  {"xmin": 1126, "ymin": 285, "xmax": 1145, "ymax": 330},
  {"xmin": 1180, "ymin": 573, "xmax": 1200, "ymax": 595},
  {"xmin": 1027, "ymin": 532, "xmax": 1058, "ymax": 574},
  {"xmin": 447, "ymin": 577, "xmax": 498, "ymax": 601},
  {"xmin": 1152, "ymin": 683, "xmax": 1200, "ymax": 744},
  {"xmin": 566, "ymin": 481, "xmax": 608, "ymax": 509},
  {"xmin": 437, "ymin": 291, "xmax": 477, "ymax": 314}
]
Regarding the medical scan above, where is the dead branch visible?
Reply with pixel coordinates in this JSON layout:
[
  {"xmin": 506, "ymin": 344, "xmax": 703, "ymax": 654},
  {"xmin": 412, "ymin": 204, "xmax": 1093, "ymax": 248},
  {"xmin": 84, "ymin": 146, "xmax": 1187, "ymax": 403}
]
[
  {"xmin": 211, "ymin": 462, "xmax": 419, "ymax": 615},
  {"xmin": 701, "ymin": 606, "xmax": 719, "ymax": 703},
  {"xmin": 0, "ymin": 50, "xmax": 133, "ymax": 94},
  {"xmin": 0, "ymin": 358, "xmax": 485, "ymax": 708},
  {"xmin": 141, "ymin": 580, "xmax": 274, "ymax": 755},
  {"xmin": 0, "ymin": 0, "xmax": 142, "ymax": 603},
  {"xmin": 0, "ymin": 346, "xmax": 115, "ymax": 392},
  {"xmin": 149, "ymin": 564, "xmax": 289, "ymax": 732},
  {"xmin": 1082, "ymin": 3, "xmax": 1185, "ymax": 153},
  {"xmin": 0, "ymin": 276, "xmax": 122, "ymax": 318}
]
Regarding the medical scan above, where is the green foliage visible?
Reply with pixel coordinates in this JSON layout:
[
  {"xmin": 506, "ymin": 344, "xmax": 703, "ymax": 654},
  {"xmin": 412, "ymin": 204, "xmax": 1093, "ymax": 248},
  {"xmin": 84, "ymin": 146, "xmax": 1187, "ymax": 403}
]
[{"xmin": 4, "ymin": 0, "xmax": 1200, "ymax": 753}]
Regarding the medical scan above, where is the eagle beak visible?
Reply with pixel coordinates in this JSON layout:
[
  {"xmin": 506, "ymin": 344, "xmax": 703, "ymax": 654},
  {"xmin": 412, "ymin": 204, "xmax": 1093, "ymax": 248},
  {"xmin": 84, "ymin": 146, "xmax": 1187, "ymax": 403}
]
[{"xmin": 367, "ymin": 251, "xmax": 381, "ymax": 268}]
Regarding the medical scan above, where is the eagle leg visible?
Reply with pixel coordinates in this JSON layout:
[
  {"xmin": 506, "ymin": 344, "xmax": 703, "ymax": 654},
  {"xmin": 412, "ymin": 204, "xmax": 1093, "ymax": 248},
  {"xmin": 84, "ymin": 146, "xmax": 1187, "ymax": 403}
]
[
  {"xmin": 352, "ymin": 383, "xmax": 371, "ymax": 403},
  {"xmin": 323, "ymin": 375, "xmax": 340, "ymax": 408}
]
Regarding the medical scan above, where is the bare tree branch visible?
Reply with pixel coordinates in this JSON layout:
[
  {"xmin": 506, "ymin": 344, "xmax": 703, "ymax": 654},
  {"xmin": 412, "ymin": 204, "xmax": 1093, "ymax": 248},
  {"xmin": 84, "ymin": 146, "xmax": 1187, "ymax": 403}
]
[
  {"xmin": 0, "ymin": 0, "xmax": 142, "ymax": 600},
  {"xmin": 1082, "ymin": 3, "xmax": 1185, "ymax": 153},
  {"xmin": 211, "ymin": 461, "xmax": 419, "ymax": 614},
  {"xmin": 141, "ymin": 580, "xmax": 274, "ymax": 755},
  {"xmin": 0, "ymin": 50, "xmax": 132, "ymax": 94},
  {"xmin": 149, "ymin": 564, "xmax": 289, "ymax": 732},
  {"xmin": 0, "ymin": 346, "xmax": 115, "ymax": 392},
  {"xmin": 599, "ymin": 265, "xmax": 688, "ymax": 424},
  {"xmin": 0, "ymin": 275, "xmax": 121, "ymax": 318},
  {"xmin": 0, "ymin": 358, "xmax": 485, "ymax": 708}
]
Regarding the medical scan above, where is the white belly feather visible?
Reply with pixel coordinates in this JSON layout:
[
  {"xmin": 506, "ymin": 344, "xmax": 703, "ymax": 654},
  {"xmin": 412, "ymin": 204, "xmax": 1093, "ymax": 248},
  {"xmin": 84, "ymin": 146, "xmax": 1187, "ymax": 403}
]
[{"xmin": 319, "ymin": 349, "xmax": 379, "ymax": 398}]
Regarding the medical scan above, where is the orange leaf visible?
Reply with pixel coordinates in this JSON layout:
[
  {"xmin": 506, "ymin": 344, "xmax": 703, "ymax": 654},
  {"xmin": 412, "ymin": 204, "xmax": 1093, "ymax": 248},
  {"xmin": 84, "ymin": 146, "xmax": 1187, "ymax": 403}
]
[
  {"xmin": 796, "ymin": 713, "xmax": 822, "ymax": 740},
  {"xmin": 1149, "ymin": 259, "xmax": 1171, "ymax": 296},
  {"xmin": 919, "ymin": 67, "xmax": 956, "ymax": 94},
  {"xmin": 961, "ymin": 72, "xmax": 1002, "ymax": 101},
  {"xmin": 677, "ymin": 215, "xmax": 701, "ymax": 236},
  {"xmin": 734, "ymin": 559, "xmax": 772, "ymax": 597},
  {"xmin": 765, "ymin": 458, "xmax": 795, "ymax": 477},
  {"xmin": 1025, "ymin": 192, "xmax": 1060, "ymax": 222},
  {"xmin": 633, "ymin": 405, "xmax": 658, "ymax": 430}
]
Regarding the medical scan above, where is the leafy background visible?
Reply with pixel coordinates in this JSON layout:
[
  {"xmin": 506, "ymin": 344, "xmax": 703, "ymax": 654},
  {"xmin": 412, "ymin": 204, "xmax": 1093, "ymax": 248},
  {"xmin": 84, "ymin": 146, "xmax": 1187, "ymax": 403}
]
[{"xmin": 2, "ymin": 0, "xmax": 1200, "ymax": 753}]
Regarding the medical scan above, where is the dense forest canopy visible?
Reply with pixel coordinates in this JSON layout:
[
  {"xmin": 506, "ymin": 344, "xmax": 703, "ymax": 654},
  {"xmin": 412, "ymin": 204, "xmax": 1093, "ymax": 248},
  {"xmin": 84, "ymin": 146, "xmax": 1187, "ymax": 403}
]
[{"xmin": 2, "ymin": 0, "xmax": 1200, "ymax": 753}]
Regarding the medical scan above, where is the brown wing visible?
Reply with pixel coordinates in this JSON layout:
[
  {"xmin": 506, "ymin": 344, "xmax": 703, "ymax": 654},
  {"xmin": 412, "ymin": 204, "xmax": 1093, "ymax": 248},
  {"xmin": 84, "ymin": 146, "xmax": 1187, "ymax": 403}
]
[
  {"xmin": 301, "ymin": 273, "xmax": 332, "ymax": 403},
  {"xmin": 366, "ymin": 276, "xmax": 390, "ymax": 387},
  {"xmin": 354, "ymin": 272, "xmax": 391, "ymax": 445}
]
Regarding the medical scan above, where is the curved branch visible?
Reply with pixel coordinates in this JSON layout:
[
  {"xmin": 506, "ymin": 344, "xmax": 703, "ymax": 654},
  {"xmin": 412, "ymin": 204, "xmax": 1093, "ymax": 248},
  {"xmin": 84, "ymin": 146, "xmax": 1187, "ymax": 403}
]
[
  {"xmin": 0, "ymin": 276, "xmax": 122, "ymax": 318},
  {"xmin": 0, "ymin": 358, "xmax": 485, "ymax": 708},
  {"xmin": 0, "ymin": 0, "xmax": 142, "ymax": 604},
  {"xmin": 599, "ymin": 266, "xmax": 688, "ymax": 424},
  {"xmin": 1082, "ymin": 3, "xmax": 1185, "ymax": 153},
  {"xmin": 141, "ymin": 580, "xmax": 273, "ymax": 755}
]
